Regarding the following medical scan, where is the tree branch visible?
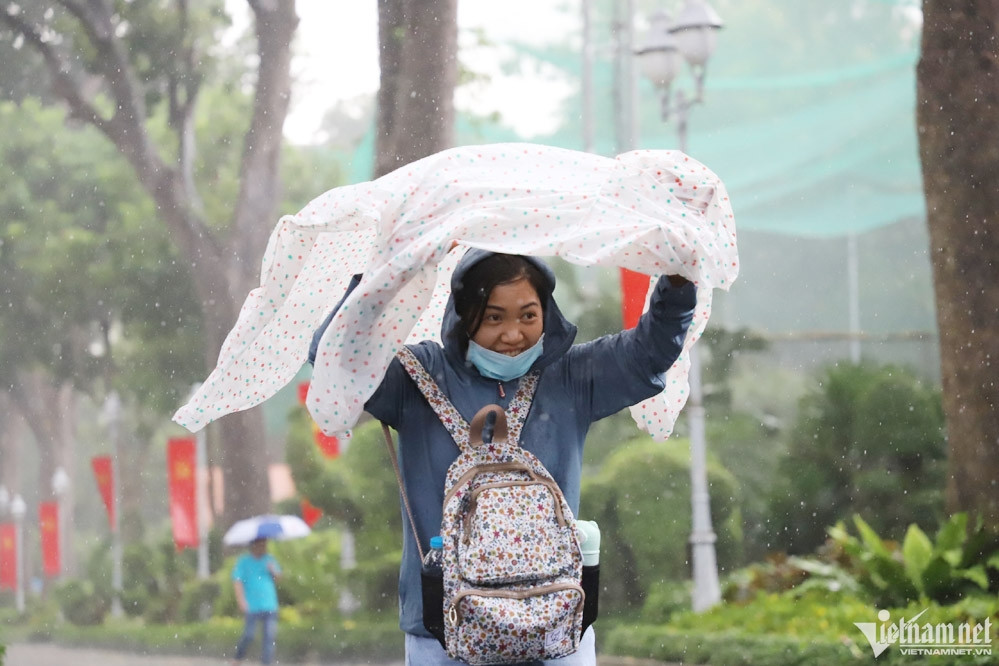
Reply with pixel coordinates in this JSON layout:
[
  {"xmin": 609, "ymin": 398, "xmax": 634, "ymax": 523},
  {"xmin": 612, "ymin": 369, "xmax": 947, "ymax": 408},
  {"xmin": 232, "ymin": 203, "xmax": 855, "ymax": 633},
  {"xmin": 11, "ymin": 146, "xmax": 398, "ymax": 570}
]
[
  {"xmin": 229, "ymin": 0, "xmax": 299, "ymax": 294},
  {"xmin": 0, "ymin": 6, "xmax": 110, "ymax": 133}
]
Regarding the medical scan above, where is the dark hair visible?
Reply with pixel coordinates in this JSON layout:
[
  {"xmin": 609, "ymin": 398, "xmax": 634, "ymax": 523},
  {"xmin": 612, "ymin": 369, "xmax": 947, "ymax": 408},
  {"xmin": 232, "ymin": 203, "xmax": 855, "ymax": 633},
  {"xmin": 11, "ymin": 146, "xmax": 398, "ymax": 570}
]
[{"xmin": 453, "ymin": 254, "xmax": 550, "ymax": 340}]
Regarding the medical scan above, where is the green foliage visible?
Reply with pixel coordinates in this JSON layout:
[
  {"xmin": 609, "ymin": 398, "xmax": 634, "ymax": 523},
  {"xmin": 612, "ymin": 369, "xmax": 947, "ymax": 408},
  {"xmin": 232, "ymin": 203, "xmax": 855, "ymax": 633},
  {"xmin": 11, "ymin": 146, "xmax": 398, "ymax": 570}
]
[
  {"xmin": 769, "ymin": 362, "xmax": 946, "ymax": 553},
  {"xmin": 0, "ymin": 98, "xmax": 204, "ymax": 410},
  {"xmin": 45, "ymin": 612, "xmax": 404, "ymax": 662},
  {"xmin": 286, "ymin": 413, "xmax": 402, "ymax": 612},
  {"xmin": 177, "ymin": 579, "xmax": 222, "ymax": 624},
  {"xmin": 605, "ymin": 587, "xmax": 998, "ymax": 666},
  {"xmin": 53, "ymin": 579, "xmax": 110, "ymax": 626},
  {"xmin": 827, "ymin": 513, "xmax": 999, "ymax": 607},
  {"xmin": 640, "ymin": 579, "xmax": 692, "ymax": 622},
  {"xmin": 706, "ymin": 411, "xmax": 786, "ymax": 563},
  {"xmin": 268, "ymin": 530, "xmax": 343, "ymax": 618},
  {"xmin": 720, "ymin": 553, "xmax": 861, "ymax": 605},
  {"xmin": 580, "ymin": 436, "xmax": 741, "ymax": 614}
]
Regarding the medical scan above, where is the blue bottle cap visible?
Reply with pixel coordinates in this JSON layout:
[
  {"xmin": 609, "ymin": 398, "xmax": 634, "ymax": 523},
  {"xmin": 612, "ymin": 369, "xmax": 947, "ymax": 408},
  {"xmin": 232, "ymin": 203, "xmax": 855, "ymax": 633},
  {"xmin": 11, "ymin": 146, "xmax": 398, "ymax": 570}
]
[{"xmin": 430, "ymin": 536, "xmax": 444, "ymax": 549}]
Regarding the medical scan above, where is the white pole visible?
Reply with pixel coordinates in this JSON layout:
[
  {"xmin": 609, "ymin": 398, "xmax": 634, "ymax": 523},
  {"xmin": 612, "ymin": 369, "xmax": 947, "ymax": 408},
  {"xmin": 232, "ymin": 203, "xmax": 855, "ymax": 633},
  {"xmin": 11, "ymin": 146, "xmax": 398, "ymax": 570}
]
[
  {"xmin": 847, "ymin": 232, "xmax": 861, "ymax": 363},
  {"xmin": 677, "ymin": 74, "xmax": 721, "ymax": 615},
  {"xmin": 52, "ymin": 467, "xmax": 70, "ymax": 581},
  {"xmin": 196, "ymin": 428, "xmax": 210, "ymax": 580},
  {"xmin": 106, "ymin": 392, "xmax": 124, "ymax": 618},
  {"xmin": 686, "ymin": 349, "xmax": 722, "ymax": 611},
  {"xmin": 11, "ymin": 494, "xmax": 26, "ymax": 614}
]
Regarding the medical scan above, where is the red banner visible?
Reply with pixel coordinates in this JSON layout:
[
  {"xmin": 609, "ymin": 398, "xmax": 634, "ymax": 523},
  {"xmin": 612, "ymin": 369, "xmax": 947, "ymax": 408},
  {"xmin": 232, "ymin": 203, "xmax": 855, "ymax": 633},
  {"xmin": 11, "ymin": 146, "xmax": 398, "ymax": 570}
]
[
  {"xmin": 301, "ymin": 497, "xmax": 323, "ymax": 528},
  {"xmin": 620, "ymin": 268, "xmax": 649, "ymax": 330},
  {"xmin": 168, "ymin": 437, "xmax": 199, "ymax": 550},
  {"xmin": 91, "ymin": 455, "xmax": 115, "ymax": 528},
  {"xmin": 0, "ymin": 523, "xmax": 16, "ymax": 590},
  {"xmin": 39, "ymin": 501, "xmax": 60, "ymax": 577},
  {"xmin": 299, "ymin": 382, "xmax": 340, "ymax": 458}
]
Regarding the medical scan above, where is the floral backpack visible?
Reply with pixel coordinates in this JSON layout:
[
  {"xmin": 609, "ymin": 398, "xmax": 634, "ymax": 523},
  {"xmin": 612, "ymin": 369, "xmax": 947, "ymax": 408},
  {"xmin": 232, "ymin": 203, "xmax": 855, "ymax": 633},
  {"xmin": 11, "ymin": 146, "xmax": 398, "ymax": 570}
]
[{"xmin": 385, "ymin": 347, "xmax": 586, "ymax": 665}]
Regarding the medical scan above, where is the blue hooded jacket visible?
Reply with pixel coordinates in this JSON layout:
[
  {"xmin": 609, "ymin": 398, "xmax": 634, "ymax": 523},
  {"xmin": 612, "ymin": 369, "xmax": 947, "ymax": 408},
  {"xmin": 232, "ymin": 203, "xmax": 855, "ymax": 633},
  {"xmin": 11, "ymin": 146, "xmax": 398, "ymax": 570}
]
[{"xmin": 360, "ymin": 249, "xmax": 696, "ymax": 637}]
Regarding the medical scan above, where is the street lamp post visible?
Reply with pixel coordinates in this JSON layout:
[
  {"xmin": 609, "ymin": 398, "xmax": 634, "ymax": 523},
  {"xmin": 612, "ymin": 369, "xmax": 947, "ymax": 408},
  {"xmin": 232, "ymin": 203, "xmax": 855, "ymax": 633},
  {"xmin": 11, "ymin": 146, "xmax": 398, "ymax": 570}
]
[
  {"xmin": 52, "ymin": 467, "xmax": 70, "ymax": 580},
  {"xmin": 102, "ymin": 391, "xmax": 124, "ymax": 617},
  {"xmin": 636, "ymin": 0, "xmax": 723, "ymax": 613},
  {"xmin": 10, "ymin": 494, "xmax": 26, "ymax": 614}
]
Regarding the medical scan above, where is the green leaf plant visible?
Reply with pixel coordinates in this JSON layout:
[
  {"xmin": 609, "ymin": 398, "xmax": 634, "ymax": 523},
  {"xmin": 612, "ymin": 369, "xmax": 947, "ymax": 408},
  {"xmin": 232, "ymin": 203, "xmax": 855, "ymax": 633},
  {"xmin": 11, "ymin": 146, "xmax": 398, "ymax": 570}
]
[{"xmin": 826, "ymin": 513, "xmax": 999, "ymax": 607}]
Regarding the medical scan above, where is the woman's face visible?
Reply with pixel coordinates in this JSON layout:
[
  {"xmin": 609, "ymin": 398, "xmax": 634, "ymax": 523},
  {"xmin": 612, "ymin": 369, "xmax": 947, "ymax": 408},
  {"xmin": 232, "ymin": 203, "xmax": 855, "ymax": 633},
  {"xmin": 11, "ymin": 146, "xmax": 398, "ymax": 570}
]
[{"xmin": 471, "ymin": 278, "xmax": 544, "ymax": 355}]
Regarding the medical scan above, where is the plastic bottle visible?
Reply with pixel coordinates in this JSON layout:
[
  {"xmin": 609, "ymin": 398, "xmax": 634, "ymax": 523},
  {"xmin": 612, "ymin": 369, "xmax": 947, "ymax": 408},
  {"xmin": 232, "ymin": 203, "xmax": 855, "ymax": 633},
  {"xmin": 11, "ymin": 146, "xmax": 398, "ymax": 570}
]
[
  {"xmin": 423, "ymin": 535, "xmax": 444, "ymax": 572},
  {"xmin": 421, "ymin": 535, "xmax": 446, "ymax": 643},
  {"xmin": 576, "ymin": 520, "xmax": 601, "ymax": 566}
]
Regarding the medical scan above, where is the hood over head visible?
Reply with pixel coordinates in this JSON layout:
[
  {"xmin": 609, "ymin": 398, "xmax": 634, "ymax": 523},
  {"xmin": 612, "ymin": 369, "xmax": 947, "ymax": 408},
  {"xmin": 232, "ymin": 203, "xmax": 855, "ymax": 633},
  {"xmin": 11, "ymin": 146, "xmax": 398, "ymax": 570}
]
[{"xmin": 442, "ymin": 249, "xmax": 577, "ymax": 371}]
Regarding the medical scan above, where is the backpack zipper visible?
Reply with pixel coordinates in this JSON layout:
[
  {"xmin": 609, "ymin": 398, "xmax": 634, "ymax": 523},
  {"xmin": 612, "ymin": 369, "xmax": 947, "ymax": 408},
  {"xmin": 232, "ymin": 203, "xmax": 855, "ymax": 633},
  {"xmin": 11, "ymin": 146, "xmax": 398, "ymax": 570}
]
[
  {"xmin": 498, "ymin": 382, "xmax": 505, "ymax": 398},
  {"xmin": 448, "ymin": 581, "xmax": 585, "ymax": 626},
  {"xmin": 462, "ymin": 479, "xmax": 568, "ymax": 542}
]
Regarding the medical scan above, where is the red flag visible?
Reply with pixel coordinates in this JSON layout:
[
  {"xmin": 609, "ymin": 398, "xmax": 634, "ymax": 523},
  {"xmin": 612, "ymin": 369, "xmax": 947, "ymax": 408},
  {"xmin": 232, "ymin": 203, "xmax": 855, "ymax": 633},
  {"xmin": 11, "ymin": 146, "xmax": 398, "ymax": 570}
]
[
  {"xmin": 91, "ymin": 456, "xmax": 115, "ymax": 528},
  {"xmin": 620, "ymin": 268, "xmax": 650, "ymax": 330},
  {"xmin": 0, "ymin": 523, "xmax": 16, "ymax": 590},
  {"xmin": 39, "ymin": 501, "xmax": 60, "ymax": 577},
  {"xmin": 301, "ymin": 497, "xmax": 323, "ymax": 528},
  {"xmin": 299, "ymin": 381, "xmax": 340, "ymax": 458},
  {"xmin": 167, "ymin": 437, "xmax": 199, "ymax": 550},
  {"xmin": 314, "ymin": 428, "xmax": 340, "ymax": 458}
]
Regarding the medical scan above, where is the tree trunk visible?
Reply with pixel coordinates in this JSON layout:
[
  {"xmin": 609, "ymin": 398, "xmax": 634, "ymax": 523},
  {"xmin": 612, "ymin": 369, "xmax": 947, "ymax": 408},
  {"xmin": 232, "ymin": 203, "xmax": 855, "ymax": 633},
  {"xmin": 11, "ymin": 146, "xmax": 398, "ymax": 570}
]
[
  {"xmin": 375, "ymin": 0, "xmax": 458, "ymax": 177},
  {"xmin": 916, "ymin": 0, "xmax": 999, "ymax": 533},
  {"xmin": 0, "ymin": 392, "xmax": 25, "ymax": 495}
]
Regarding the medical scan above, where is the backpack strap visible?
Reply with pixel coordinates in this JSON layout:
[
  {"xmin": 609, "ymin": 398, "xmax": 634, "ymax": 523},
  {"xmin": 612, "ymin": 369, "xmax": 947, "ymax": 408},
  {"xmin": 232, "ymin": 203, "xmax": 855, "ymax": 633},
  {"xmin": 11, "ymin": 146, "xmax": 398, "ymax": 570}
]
[{"xmin": 395, "ymin": 347, "xmax": 539, "ymax": 452}]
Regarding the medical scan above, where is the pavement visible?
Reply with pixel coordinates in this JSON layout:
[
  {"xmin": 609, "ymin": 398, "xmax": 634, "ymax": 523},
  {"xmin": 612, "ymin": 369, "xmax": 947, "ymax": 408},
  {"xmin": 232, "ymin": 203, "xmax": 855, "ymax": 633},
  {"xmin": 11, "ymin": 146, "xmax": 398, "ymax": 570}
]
[
  {"xmin": 3, "ymin": 642, "xmax": 401, "ymax": 666},
  {"xmin": 5, "ymin": 643, "xmax": 677, "ymax": 666}
]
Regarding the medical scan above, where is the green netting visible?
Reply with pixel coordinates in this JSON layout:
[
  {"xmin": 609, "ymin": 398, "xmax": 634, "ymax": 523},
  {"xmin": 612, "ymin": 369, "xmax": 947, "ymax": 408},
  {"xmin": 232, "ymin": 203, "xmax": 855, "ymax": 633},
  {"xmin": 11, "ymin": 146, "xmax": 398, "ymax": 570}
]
[{"xmin": 347, "ymin": 0, "xmax": 924, "ymax": 239}]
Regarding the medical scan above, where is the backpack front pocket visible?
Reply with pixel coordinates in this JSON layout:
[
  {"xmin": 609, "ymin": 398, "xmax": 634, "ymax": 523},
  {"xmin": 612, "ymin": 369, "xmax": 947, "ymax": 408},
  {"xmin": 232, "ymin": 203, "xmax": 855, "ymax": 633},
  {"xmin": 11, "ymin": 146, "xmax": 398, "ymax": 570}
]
[
  {"xmin": 446, "ymin": 583, "xmax": 585, "ymax": 665},
  {"xmin": 458, "ymin": 481, "xmax": 576, "ymax": 585}
]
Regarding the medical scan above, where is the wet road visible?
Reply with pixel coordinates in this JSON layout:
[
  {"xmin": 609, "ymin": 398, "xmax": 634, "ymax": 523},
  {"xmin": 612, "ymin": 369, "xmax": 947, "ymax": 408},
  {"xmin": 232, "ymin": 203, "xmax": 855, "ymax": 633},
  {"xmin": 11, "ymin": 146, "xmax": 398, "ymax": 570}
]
[{"xmin": 5, "ymin": 643, "xmax": 675, "ymax": 666}]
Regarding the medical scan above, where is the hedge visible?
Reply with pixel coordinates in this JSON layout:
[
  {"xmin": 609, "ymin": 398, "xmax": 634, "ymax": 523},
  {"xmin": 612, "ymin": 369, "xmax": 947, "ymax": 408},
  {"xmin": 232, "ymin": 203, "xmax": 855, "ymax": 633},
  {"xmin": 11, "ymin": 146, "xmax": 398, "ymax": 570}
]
[
  {"xmin": 45, "ymin": 614, "xmax": 404, "ymax": 662},
  {"xmin": 602, "ymin": 623, "xmax": 996, "ymax": 666}
]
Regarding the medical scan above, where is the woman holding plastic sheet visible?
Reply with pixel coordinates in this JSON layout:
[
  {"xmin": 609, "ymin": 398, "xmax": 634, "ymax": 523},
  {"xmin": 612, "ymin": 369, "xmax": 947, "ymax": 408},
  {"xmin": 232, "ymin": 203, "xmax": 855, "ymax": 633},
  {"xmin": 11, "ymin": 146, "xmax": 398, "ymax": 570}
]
[{"xmin": 312, "ymin": 249, "xmax": 695, "ymax": 665}]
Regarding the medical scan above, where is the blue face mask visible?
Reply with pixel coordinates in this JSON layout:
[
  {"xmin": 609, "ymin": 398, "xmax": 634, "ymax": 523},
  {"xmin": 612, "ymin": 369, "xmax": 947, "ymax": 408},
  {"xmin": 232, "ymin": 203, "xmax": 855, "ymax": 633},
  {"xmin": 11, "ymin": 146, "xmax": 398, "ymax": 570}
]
[{"xmin": 466, "ymin": 335, "xmax": 544, "ymax": 381}]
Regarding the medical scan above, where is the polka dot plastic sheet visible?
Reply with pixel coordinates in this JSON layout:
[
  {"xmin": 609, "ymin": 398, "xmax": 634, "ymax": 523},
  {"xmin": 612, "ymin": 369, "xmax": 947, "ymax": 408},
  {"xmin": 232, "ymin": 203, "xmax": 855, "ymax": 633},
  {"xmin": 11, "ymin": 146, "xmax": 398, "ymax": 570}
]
[{"xmin": 173, "ymin": 143, "xmax": 738, "ymax": 442}]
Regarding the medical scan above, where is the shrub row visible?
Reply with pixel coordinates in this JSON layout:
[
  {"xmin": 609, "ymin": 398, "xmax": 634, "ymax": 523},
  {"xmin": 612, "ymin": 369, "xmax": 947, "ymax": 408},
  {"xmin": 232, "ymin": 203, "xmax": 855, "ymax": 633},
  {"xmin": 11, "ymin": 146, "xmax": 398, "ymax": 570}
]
[
  {"xmin": 602, "ymin": 623, "xmax": 996, "ymax": 666},
  {"xmin": 46, "ymin": 614, "xmax": 404, "ymax": 663}
]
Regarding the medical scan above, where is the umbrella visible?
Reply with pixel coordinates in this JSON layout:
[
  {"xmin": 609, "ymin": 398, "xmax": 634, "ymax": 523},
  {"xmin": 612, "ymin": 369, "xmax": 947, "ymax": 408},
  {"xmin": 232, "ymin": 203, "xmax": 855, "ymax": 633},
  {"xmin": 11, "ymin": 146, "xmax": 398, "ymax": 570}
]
[
  {"xmin": 223, "ymin": 514, "xmax": 312, "ymax": 546},
  {"xmin": 174, "ymin": 143, "xmax": 739, "ymax": 442}
]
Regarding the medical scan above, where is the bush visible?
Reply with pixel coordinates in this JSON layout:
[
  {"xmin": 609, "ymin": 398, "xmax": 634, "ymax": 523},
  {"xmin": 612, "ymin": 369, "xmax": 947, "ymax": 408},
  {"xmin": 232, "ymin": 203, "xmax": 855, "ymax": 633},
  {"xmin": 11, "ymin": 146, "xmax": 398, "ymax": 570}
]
[
  {"xmin": 44, "ymin": 613, "xmax": 404, "ymax": 662},
  {"xmin": 769, "ymin": 362, "xmax": 945, "ymax": 554},
  {"xmin": 54, "ymin": 579, "xmax": 110, "ymax": 626},
  {"xmin": 286, "ymin": 416, "xmax": 402, "ymax": 613},
  {"xmin": 603, "ymin": 588, "xmax": 998, "ymax": 665},
  {"xmin": 178, "ymin": 579, "xmax": 222, "ymax": 623},
  {"xmin": 580, "ymin": 436, "xmax": 740, "ymax": 615}
]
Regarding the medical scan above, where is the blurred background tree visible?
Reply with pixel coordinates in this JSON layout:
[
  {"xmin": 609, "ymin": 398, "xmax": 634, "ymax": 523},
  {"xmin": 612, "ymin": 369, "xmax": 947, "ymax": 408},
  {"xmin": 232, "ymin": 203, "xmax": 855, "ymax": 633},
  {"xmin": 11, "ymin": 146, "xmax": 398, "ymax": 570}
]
[{"xmin": 0, "ymin": 0, "xmax": 298, "ymax": 525}]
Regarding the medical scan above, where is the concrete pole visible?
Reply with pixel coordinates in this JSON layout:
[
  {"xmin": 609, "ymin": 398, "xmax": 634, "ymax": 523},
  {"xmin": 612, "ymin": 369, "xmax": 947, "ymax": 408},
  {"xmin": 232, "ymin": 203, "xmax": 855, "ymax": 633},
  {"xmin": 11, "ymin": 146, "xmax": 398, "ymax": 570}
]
[
  {"xmin": 847, "ymin": 232, "xmax": 862, "ymax": 363},
  {"xmin": 106, "ymin": 392, "xmax": 124, "ymax": 618},
  {"xmin": 11, "ymin": 494, "xmax": 26, "ymax": 614},
  {"xmin": 196, "ymin": 428, "xmax": 210, "ymax": 580}
]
